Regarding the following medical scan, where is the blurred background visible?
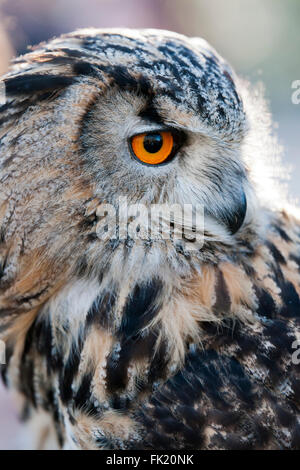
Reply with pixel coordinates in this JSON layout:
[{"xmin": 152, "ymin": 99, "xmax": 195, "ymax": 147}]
[{"xmin": 0, "ymin": 0, "xmax": 299, "ymax": 449}]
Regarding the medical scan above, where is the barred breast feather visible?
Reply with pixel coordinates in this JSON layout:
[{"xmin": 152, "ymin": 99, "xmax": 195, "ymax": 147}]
[{"xmin": 0, "ymin": 29, "xmax": 299, "ymax": 450}]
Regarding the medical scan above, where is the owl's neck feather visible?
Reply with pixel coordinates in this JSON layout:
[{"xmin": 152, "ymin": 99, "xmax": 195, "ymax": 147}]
[{"xmin": 3, "ymin": 209, "xmax": 300, "ymax": 448}]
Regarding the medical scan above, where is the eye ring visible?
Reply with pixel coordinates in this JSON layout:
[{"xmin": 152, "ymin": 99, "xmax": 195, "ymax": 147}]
[{"xmin": 130, "ymin": 131, "xmax": 175, "ymax": 166}]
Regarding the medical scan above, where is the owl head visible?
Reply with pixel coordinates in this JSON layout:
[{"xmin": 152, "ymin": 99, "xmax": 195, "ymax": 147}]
[{"xmin": 0, "ymin": 28, "xmax": 283, "ymax": 320}]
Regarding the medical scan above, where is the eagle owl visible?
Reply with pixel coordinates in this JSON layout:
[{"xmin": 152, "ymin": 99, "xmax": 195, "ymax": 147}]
[{"xmin": 0, "ymin": 28, "xmax": 300, "ymax": 450}]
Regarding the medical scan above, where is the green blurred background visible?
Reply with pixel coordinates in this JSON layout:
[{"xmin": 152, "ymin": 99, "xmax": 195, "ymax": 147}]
[{"xmin": 0, "ymin": 0, "xmax": 299, "ymax": 449}]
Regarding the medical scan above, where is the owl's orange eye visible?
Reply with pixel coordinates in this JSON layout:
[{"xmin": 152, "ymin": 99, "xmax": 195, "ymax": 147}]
[{"xmin": 130, "ymin": 131, "xmax": 174, "ymax": 165}]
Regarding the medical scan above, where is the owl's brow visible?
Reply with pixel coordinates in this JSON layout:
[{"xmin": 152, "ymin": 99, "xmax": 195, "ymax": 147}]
[{"xmin": 138, "ymin": 103, "xmax": 163, "ymax": 125}]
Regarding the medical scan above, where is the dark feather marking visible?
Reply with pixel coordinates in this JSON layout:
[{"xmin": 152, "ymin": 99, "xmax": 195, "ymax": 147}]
[
  {"xmin": 0, "ymin": 343, "xmax": 13, "ymax": 386},
  {"xmin": 58, "ymin": 48, "xmax": 95, "ymax": 59},
  {"xmin": 105, "ymin": 279, "xmax": 163, "ymax": 394},
  {"xmin": 59, "ymin": 336, "xmax": 85, "ymax": 404},
  {"xmin": 97, "ymin": 64, "xmax": 152, "ymax": 96},
  {"xmin": 0, "ymin": 252, "xmax": 8, "ymax": 281},
  {"xmin": 4, "ymin": 74, "xmax": 74, "ymax": 96},
  {"xmin": 214, "ymin": 269, "xmax": 231, "ymax": 314},
  {"xmin": 207, "ymin": 409, "xmax": 241, "ymax": 427},
  {"xmin": 226, "ymin": 357, "xmax": 255, "ymax": 407},
  {"xmin": 255, "ymin": 286, "xmax": 276, "ymax": 319},
  {"xmin": 86, "ymin": 232, "xmax": 98, "ymax": 242},
  {"xmin": 119, "ymin": 278, "xmax": 163, "ymax": 338},
  {"xmin": 148, "ymin": 337, "xmax": 169, "ymax": 383},
  {"xmin": 291, "ymin": 424, "xmax": 300, "ymax": 449},
  {"xmin": 0, "ymin": 227, "xmax": 5, "ymax": 244},
  {"xmin": 82, "ymin": 39, "xmax": 150, "ymax": 57},
  {"xmin": 75, "ymin": 255, "xmax": 88, "ymax": 278},
  {"xmin": 34, "ymin": 316, "xmax": 63, "ymax": 373},
  {"xmin": 280, "ymin": 280, "xmax": 300, "ymax": 318},
  {"xmin": 290, "ymin": 253, "xmax": 300, "ymax": 270},
  {"xmin": 268, "ymin": 261, "xmax": 300, "ymax": 318},
  {"xmin": 73, "ymin": 372, "xmax": 96, "ymax": 412},
  {"xmin": 177, "ymin": 405, "xmax": 207, "ymax": 429},
  {"xmin": 0, "ymin": 91, "xmax": 59, "ymax": 127},
  {"xmin": 256, "ymin": 352, "xmax": 282, "ymax": 383},
  {"xmin": 263, "ymin": 320, "xmax": 293, "ymax": 359},
  {"xmin": 275, "ymin": 405, "xmax": 296, "ymax": 427},
  {"xmin": 221, "ymin": 434, "xmax": 254, "ymax": 450},
  {"xmin": 21, "ymin": 319, "xmax": 36, "ymax": 359},
  {"xmin": 105, "ymin": 330, "xmax": 158, "ymax": 394},
  {"xmin": 267, "ymin": 241, "xmax": 286, "ymax": 265},
  {"xmin": 291, "ymin": 378, "xmax": 300, "ymax": 406},
  {"xmin": 19, "ymin": 358, "xmax": 37, "ymax": 408},
  {"xmin": 86, "ymin": 290, "xmax": 116, "ymax": 330},
  {"xmin": 72, "ymin": 61, "xmax": 100, "ymax": 77},
  {"xmin": 139, "ymin": 104, "xmax": 163, "ymax": 124},
  {"xmin": 110, "ymin": 395, "xmax": 131, "ymax": 411},
  {"xmin": 15, "ymin": 286, "xmax": 49, "ymax": 305},
  {"xmin": 273, "ymin": 224, "xmax": 292, "ymax": 242},
  {"xmin": 222, "ymin": 188, "xmax": 247, "ymax": 235},
  {"xmin": 1, "ymin": 154, "xmax": 17, "ymax": 169},
  {"xmin": 34, "ymin": 316, "xmax": 52, "ymax": 373}
]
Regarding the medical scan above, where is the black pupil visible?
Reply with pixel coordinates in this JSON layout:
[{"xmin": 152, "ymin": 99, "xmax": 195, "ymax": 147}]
[{"xmin": 143, "ymin": 133, "xmax": 163, "ymax": 153}]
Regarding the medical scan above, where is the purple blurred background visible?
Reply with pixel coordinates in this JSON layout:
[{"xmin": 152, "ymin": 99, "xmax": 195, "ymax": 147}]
[{"xmin": 0, "ymin": 0, "xmax": 299, "ymax": 449}]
